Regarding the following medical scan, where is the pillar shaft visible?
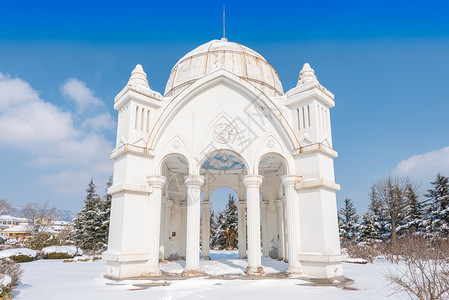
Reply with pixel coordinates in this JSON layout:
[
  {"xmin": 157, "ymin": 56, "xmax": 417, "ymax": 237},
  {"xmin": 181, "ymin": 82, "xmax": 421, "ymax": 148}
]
[
  {"xmin": 159, "ymin": 198, "xmax": 166, "ymax": 259},
  {"xmin": 144, "ymin": 176, "xmax": 166, "ymax": 275},
  {"xmin": 179, "ymin": 202, "xmax": 187, "ymax": 258},
  {"xmin": 201, "ymin": 201, "xmax": 212, "ymax": 259},
  {"xmin": 182, "ymin": 174, "xmax": 205, "ymax": 276},
  {"xmin": 243, "ymin": 175, "xmax": 264, "ymax": 276},
  {"xmin": 282, "ymin": 175, "xmax": 302, "ymax": 274},
  {"xmin": 275, "ymin": 200, "xmax": 285, "ymax": 260},
  {"xmin": 283, "ymin": 198, "xmax": 288, "ymax": 261},
  {"xmin": 236, "ymin": 201, "xmax": 247, "ymax": 259},
  {"xmin": 164, "ymin": 200, "xmax": 173, "ymax": 259},
  {"xmin": 261, "ymin": 201, "xmax": 269, "ymax": 257}
]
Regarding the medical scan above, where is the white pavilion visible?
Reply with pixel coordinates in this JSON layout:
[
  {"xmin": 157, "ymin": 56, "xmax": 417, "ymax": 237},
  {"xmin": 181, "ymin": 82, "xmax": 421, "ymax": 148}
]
[{"xmin": 103, "ymin": 38, "xmax": 346, "ymax": 279}]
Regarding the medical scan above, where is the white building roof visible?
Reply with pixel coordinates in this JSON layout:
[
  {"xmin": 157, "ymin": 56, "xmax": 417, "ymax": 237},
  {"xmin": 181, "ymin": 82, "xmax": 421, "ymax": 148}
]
[
  {"xmin": 0, "ymin": 215, "xmax": 16, "ymax": 221},
  {"xmin": 2, "ymin": 225, "xmax": 30, "ymax": 233},
  {"xmin": 164, "ymin": 38, "xmax": 284, "ymax": 98}
]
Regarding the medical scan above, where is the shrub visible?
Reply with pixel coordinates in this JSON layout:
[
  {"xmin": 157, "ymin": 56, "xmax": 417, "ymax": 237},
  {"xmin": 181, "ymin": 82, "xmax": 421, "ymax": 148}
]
[
  {"xmin": 24, "ymin": 233, "xmax": 60, "ymax": 250},
  {"xmin": 0, "ymin": 282, "xmax": 13, "ymax": 300},
  {"xmin": 0, "ymin": 258, "xmax": 23, "ymax": 300},
  {"xmin": 386, "ymin": 235, "xmax": 449, "ymax": 299},
  {"xmin": 45, "ymin": 252, "xmax": 74, "ymax": 260},
  {"xmin": 9, "ymin": 255, "xmax": 34, "ymax": 263},
  {"xmin": 0, "ymin": 259, "xmax": 23, "ymax": 285},
  {"xmin": 345, "ymin": 241, "xmax": 382, "ymax": 263}
]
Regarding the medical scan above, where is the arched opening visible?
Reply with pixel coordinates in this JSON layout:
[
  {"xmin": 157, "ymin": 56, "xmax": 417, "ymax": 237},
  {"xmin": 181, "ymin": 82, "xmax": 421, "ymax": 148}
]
[
  {"xmin": 159, "ymin": 154, "xmax": 190, "ymax": 261},
  {"xmin": 207, "ymin": 187, "xmax": 239, "ymax": 260},
  {"xmin": 258, "ymin": 153, "xmax": 288, "ymax": 260},
  {"xmin": 199, "ymin": 150, "xmax": 248, "ymax": 260}
]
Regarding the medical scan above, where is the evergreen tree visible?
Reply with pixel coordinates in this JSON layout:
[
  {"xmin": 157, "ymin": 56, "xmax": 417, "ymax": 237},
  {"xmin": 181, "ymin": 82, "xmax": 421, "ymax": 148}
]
[
  {"xmin": 401, "ymin": 183, "xmax": 425, "ymax": 235},
  {"xmin": 425, "ymin": 173, "xmax": 449, "ymax": 237},
  {"xmin": 338, "ymin": 198, "xmax": 359, "ymax": 242},
  {"xmin": 72, "ymin": 179, "xmax": 102, "ymax": 251},
  {"xmin": 359, "ymin": 212, "xmax": 380, "ymax": 243},
  {"xmin": 214, "ymin": 195, "xmax": 239, "ymax": 249},
  {"xmin": 96, "ymin": 177, "xmax": 113, "ymax": 250},
  {"xmin": 209, "ymin": 210, "xmax": 218, "ymax": 248},
  {"xmin": 368, "ymin": 186, "xmax": 389, "ymax": 239}
]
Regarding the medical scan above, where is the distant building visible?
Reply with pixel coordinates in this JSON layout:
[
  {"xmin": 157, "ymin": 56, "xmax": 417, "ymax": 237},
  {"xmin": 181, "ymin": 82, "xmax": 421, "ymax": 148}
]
[{"xmin": 0, "ymin": 215, "xmax": 72, "ymax": 241}]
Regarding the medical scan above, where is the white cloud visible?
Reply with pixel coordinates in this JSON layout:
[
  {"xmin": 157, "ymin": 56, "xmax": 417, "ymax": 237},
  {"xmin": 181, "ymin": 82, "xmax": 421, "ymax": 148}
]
[
  {"xmin": 61, "ymin": 78, "xmax": 103, "ymax": 112},
  {"xmin": 392, "ymin": 146, "xmax": 449, "ymax": 182},
  {"xmin": 82, "ymin": 112, "xmax": 116, "ymax": 132},
  {"xmin": 0, "ymin": 72, "xmax": 114, "ymax": 199}
]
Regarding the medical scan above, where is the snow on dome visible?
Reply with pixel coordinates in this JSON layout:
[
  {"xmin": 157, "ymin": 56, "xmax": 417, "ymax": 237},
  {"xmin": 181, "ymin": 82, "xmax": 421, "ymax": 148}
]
[{"xmin": 164, "ymin": 39, "xmax": 284, "ymax": 97}]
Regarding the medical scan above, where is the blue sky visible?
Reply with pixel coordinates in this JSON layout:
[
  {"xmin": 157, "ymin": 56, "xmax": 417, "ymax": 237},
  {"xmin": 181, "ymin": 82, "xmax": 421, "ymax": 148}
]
[{"xmin": 0, "ymin": 0, "xmax": 448, "ymax": 215}]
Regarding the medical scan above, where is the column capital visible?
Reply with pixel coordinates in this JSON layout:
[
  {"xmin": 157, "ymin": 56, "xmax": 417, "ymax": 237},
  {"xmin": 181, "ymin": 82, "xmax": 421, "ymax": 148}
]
[
  {"xmin": 184, "ymin": 174, "xmax": 205, "ymax": 188},
  {"xmin": 179, "ymin": 201, "xmax": 187, "ymax": 208},
  {"xmin": 243, "ymin": 175, "xmax": 263, "ymax": 188},
  {"xmin": 147, "ymin": 175, "xmax": 167, "ymax": 189},
  {"xmin": 236, "ymin": 201, "xmax": 246, "ymax": 208},
  {"xmin": 281, "ymin": 175, "xmax": 301, "ymax": 189},
  {"xmin": 201, "ymin": 201, "xmax": 212, "ymax": 208},
  {"xmin": 261, "ymin": 201, "xmax": 269, "ymax": 208}
]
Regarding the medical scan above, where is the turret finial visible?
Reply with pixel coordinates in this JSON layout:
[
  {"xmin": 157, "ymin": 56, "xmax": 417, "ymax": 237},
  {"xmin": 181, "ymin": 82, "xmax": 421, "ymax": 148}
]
[
  {"xmin": 297, "ymin": 63, "xmax": 318, "ymax": 86},
  {"xmin": 128, "ymin": 64, "xmax": 149, "ymax": 87}
]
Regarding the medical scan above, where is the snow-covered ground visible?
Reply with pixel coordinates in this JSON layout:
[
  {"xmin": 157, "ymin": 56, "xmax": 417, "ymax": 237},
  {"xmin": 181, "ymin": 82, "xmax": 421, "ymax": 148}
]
[{"xmin": 14, "ymin": 250, "xmax": 403, "ymax": 299}]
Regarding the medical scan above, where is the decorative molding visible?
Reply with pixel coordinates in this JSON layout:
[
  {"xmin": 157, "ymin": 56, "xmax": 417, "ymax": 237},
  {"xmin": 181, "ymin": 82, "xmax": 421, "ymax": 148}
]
[
  {"xmin": 293, "ymin": 143, "xmax": 338, "ymax": 158},
  {"xmin": 296, "ymin": 178, "xmax": 340, "ymax": 191},
  {"xmin": 299, "ymin": 253, "xmax": 347, "ymax": 263},
  {"xmin": 108, "ymin": 183, "xmax": 152, "ymax": 195},
  {"xmin": 110, "ymin": 143, "xmax": 154, "ymax": 160}
]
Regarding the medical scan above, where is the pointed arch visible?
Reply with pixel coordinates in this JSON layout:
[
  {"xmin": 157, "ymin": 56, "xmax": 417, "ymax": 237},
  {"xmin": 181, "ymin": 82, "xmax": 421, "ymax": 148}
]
[{"xmin": 147, "ymin": 70, "xmax": 300, "ymax": 153}]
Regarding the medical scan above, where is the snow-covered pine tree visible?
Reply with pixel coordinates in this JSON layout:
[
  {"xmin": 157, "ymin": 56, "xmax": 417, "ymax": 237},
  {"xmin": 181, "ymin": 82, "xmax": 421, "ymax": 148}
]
[
  {"xmin": 214, "ymin": 195, "xmax": 239, "ymax": 249},
  {"xmin": 71, "ymin": 179, "xmax": 102, "ymax": 252},
  {"xmin": 425, "ymin": 173, "xmax": 449, "ymax": 237},
  {"xmin": 96, "ymin": 177, "xmax": 112, "ymax": 251},
  {"xmin": 368, "ymin": 186, "xmax": 388, "ymax": 239},
  {"xmin": 338, "ymin": 197, "xmax": 359, "ymax": 242},
  {"xmin": 401, "ymin": 183, "xmax": 426, "ymax": 235},
  {"xmin": 359, "ymin": 212, "xmax": 379, "ymax": 244},
  {"xmin": 209, "ymin": 210, "xmax": 218, "ymax": 248}
]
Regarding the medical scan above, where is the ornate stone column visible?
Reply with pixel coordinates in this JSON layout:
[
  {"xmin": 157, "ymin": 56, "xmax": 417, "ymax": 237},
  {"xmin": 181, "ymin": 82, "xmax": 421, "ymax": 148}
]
[
  {"xmin": 236, "ymin": 201, "xmax": 247, "ymax": 259},
  {"xmin": 275, "ymin": 199, "xmax": 285, "ymax": 260},
  {"xmin": 179, "ymin": 201, "xmax": 187, "ymax": 258},
  {"xmin": 282, "ymin": 198, "xmax": 288, "ymax": 262},
  {"xmin": 201, "ymin": 200, "xmax": 212, "ymax": 260},
  {"xmin": 159, "ymin": 197, "xmax": 167, "ymax": 260},
  {"xmin": 182, "ymin": 174, "xmax": 205, "ymax": 277},
  {"xmin": 261, "ymin": 201, "xmax": 269, "ymax": 257},
  {"xmin": 163, "ymin": 200, "xmax": 173, "ymax": 259},
  {"xmin": 243, "ymin": 175, "xmax": 264, "ymax": 276},
  {"xmin": 282, "ymin": 175, "xmax": 302, "ymax": 274},
  {"xmin": 144, "ymin": 176, "xmax": 166, "ymax": 276}
]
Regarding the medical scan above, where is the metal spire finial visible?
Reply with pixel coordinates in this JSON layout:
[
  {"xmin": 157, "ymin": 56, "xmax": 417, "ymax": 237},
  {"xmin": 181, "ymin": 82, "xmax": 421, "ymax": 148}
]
[{"xmin": 223, "ymin": 4, "xmax": 226, "ymax": 39}]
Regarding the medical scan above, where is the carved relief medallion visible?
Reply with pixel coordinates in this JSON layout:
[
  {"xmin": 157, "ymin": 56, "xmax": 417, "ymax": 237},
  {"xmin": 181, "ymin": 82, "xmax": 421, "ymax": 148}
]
[
  {"xmin": 213, "ymin": 123, "xmax": 235, "ymax": 144},
  {"xmin": 172, "ymin": 139, "xmax": 181, "ymax": 149},
  {"xmin": 267, "ymin": 138, "xmax": 275, "ymax": 148}
]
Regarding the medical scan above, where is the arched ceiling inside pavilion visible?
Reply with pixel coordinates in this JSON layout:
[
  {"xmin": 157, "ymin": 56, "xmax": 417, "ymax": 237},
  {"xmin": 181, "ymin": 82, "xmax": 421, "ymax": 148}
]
[{"xmin": 161, "ymin": 152, "xmax": 283, "ymax": 175}]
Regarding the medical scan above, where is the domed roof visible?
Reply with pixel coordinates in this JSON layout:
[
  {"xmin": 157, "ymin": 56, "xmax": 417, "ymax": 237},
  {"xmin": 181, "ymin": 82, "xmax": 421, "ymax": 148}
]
[{"xmin": 164, "ymin": 38, "xmax": 284, "ymax": 97}]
